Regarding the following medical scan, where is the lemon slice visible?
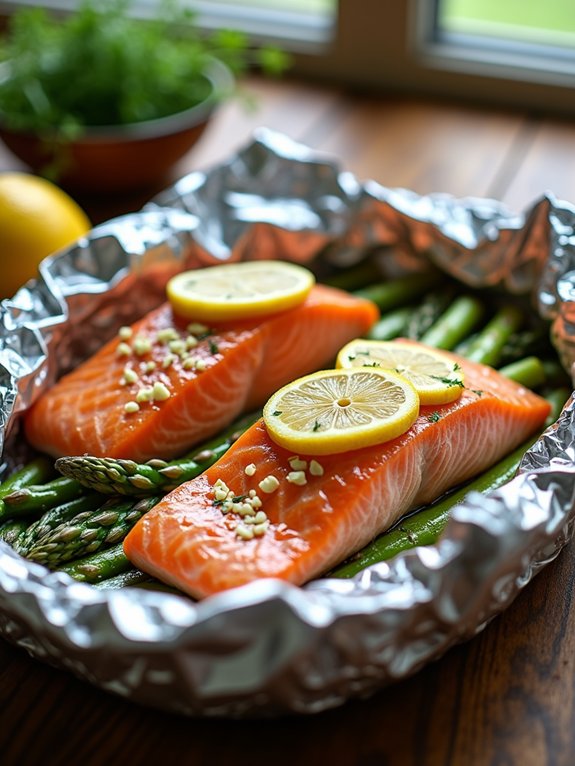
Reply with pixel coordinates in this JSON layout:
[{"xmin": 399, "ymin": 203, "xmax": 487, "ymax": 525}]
[
  {"xmin": 263, "ymin": 368, "xmax": 419, "ymax": 456},
  {"xmin": 166, "ymin": 261, "xmax": 316, "ymax": 322},
  {"xmin": 336, "ymin": 339, "xmax": 464, "ymax": 405}
]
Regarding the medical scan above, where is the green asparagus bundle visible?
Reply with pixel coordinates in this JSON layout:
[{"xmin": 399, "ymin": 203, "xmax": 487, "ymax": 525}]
[{"xmin": 15, "ymin": 495, "xmax": 159, "ymax": 567}]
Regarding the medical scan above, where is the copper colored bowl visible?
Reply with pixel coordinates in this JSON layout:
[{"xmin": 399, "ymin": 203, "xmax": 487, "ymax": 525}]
[{"xmin": 0, "ymin": 59, "xmax": 233, "ymax": 193}]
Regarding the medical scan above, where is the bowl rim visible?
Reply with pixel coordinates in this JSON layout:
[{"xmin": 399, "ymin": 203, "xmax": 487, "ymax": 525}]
[{"xmin": 0, "ymin": 56, "xmax": 234, "ymax": 142}]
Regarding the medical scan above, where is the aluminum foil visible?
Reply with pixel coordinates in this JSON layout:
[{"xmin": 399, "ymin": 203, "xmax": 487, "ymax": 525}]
[{"xmin": 1, "ymin": 128, "xmax": 575, "ymax": 717}]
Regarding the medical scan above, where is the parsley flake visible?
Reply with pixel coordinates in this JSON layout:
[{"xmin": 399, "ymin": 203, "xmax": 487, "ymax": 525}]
[{"xmin": 427, "ymin": 411, "xmax": 441, "ymax": 423}]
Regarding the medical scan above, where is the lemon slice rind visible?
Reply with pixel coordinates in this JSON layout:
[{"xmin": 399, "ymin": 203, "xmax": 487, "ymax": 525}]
[
  {"xmin": 167, "ymin": 260, "xmax": 315, "ymax": 322},
  {"xmin": 263, "ymin": 367, "xmax": 420, "ymax": 456},
  {"xmin": 336, "ymin": 339, "xmax": 464, "ymax": 406}
]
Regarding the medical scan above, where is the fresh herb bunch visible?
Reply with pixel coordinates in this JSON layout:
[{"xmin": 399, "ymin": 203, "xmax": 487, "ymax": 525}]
[{"xmin": 0, "ymin": 0, "xmax": 288, "ymax": 136}]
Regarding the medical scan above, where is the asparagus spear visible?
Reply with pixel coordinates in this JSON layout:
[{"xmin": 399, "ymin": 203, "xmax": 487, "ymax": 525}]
[
  {"xmin": 54, "ymin": 409, "xmax": 262, "ymax": 497},
  {"xmin": 15, "ymin": 494, "xmax": 104, "ymax": 554},
  {"xmin": 93, "ymin": 568, "xmax": 153, "ymax": 589},
  {"xmin": 354, "ymin": 272, "xmax": 442, "ymax": 312},
  {"xmin": 462, "ymin": 305, "xmax": 524, "ymax": 367},
  {"xmin": 366, "ymin": 307, "xmax": 411, "ymax": 341},
  {"xmin": 58, "ymin": 541, "xmax": 133, "ymax": 583},
  {"xmin": 0, "ymin": 457, "xmax": 55, "ymax": 523},
  {"xmin": 330, "ymin": 386, "xmax": 570, "ymax": 578},
  {"xmin": 17, "ymin": 495, "xmax": 159, "ymax": 567},
  {"xmin": 405, "ymin": 284, "xmax": 459, "ymax": 340},
  {"xmin": 419, "ymin": 295, "xmax": 485, "ymax": 350},
  {"xmin": 1, "ymin": 476, "xmax": 84, "ymax": 518},
  {"xmin": 0, "ymin": 519, "xmax": 29, "ymax": 546}
]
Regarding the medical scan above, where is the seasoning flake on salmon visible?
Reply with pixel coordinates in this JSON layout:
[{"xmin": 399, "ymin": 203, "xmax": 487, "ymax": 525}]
[
  {"xmin": 23, "ymin": 284, "xmax": 378, "ymax": 462},
  {"xmin": 123, "ymin": 347, "xmax": 552, "ymax": 599}
]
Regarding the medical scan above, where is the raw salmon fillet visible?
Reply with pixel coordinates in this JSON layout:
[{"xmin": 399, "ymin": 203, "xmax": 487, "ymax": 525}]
[
  {"xmin": 123, "ymin": 347, "xmax": 551, "ymax": 599},
  {"xmin": 24, "ymin": 284, "xmax": 378, "ymax": 461}
]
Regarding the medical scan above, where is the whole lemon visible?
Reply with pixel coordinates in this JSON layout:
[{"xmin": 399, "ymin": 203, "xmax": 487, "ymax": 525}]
[{"xmin": 0, "ymin": 173, "xmax": 91, "ymax": 299}]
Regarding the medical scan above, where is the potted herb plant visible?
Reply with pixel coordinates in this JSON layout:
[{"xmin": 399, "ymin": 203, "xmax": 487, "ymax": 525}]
[{"xmin": 0, "ymin": 0, "xmax": 287, "ymax": 192}]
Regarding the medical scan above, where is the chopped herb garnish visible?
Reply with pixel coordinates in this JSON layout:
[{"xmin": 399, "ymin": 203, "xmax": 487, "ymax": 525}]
[
  {"xmin": 231, "ymin": 494, "xmax": 248, "ymax": 503},
  {"xmin": 472, "ymin": 389, "xmax": 484, "ymax": 397},
  {"xmin": 273, "ymin": 410, "xmax": 282, "ymax": 416},
  {"xmin": 312, "ymin": 420, "xmax": 321, "ymax": 432},
  {"xmin": 362, "ymin": 362, "xmax": 380, "ymax": 367},
  {"xmin": 208, "ymin": 340, "xmax": 219, "ymax": 355},
  {"xmin": 427, "ymin": 411, "xmax": 441, "ymax": 423},
  {"xmin": 430, "ymin": 375, "xmax": 464, "ymax": 387}
]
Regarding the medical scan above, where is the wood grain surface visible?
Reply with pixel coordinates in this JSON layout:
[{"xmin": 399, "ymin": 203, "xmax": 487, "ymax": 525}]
[{"xmin": 2, "ymin": 75, "xmax": 575, "ymax": 766}]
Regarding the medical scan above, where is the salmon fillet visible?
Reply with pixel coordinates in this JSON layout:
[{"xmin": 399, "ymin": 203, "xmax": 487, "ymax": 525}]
[
  {"xmin": 24, "ymin": 284, "xmax": 378, "ymax": 462},
  {"xmin": 123, "ymin": 349, "xmax": 551, "ymax": 599}
]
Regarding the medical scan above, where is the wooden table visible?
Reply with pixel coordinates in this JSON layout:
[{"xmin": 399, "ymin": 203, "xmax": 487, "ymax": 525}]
[{"xmin": 2, "ymin": 76, "xmax": 575, "ymax": 766}]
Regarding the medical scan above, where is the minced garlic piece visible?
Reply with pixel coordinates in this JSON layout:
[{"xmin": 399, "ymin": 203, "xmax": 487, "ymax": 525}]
[
  {"xmin": 122, "ymin": 366, "xmax": 138, "ymax": 384},
  {"xmin": 161, "ymin": 354, "xmax": 176, "ymax": 369},
  {"xmin": 287, "ymin": 470, "xmax": 307, "ymax": 486},
  {"xmin": 259, "ymin": 475, "xmax": 280, "ymax": 494},
  {"xmin": 185, "ymin": 335, "xmax": 198, "ymax": 349},
  {"xmin": 116, "ymin": 342, "xmax": 132, "ymax": 356},
  {"xmin": 156, "ymin": 328, "xmax": 179, "ymax": 343},
  {"xmin": 182, "ymin": 356, "xmax": 197, "ymax": 370},
  {"xmin": 236, "ymin": 524, "xmax": 254, "ymax": 540},
  {"xmin": 168, "ymin": 339, "xmax": 186, "ymax": 355},
  {"xmin": 288, "ymin": 456, "xmax": 307, "ymax": 471},
  {"xmin": 136, "ymin": 386, "xmax": 154, "ymax": 403},
  {"xmin": 152, "ymin": 382, "xmax": 171, "ymax": 401},
  {"xmin": 144, "ymin": 361, "xmax": 156, "ymax": 373},
  {"xmin": 253, "ymin": 521, "xmax": 269, "ymax": 536},
  {"xmin": 309, "ymin": 459, "xmax": 324, "ymax": 477},
  {"xmin": 133, "ymin": 335, "xmax": 152, "ymax": 356},
  {"xmin": 124, "ymin": 401, "xmax": 140, "ymax": 414},
  {"xmin": 244, "ymin": 463, "xmax": 257, "ymax": 477},
  {"xmin": 195, "ymin": 358, "xmax": 207, "ymax": 372},
  {"xmin": 118, "ymin": 326, "xmax": 133, "ymax": 340},
  {"xmin": 187, "ymin": 322, "xmax": 209, "ymax": 335}
]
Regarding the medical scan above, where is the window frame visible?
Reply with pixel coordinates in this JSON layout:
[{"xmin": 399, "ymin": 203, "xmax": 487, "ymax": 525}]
[{"xmin": 1, "ymin": 0, "xmax": 574, "ymax": 116}]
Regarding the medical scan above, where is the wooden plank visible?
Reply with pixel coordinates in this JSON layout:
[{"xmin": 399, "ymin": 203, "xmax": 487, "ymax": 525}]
[
  {"xmin": 502, "ymin": 119, "xmax": 575, "ymax": 211},
  {"xmin": 304, "ymin": 95, "xmax": 528, "ymax": 200}
]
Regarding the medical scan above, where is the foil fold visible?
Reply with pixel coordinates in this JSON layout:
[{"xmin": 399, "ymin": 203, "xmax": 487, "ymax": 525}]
[{"xmin": 1, "ymin": 128, "xmax": 575, "ymax": 716}]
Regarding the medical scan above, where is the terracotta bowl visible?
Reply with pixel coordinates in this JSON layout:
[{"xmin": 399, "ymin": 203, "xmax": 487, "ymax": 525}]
[{"xmin": 0, "ymin": 59, "xmax": 233, "ymax": 194}]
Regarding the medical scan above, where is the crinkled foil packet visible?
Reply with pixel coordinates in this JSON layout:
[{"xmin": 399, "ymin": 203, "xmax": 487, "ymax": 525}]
[{"xmin": 1, "ymin": 128, "xmax": 575, "ymax": 717}]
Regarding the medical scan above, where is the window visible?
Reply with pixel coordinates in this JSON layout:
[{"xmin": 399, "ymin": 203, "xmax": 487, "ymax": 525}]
[{"xmin": 1, "ymin": 0, "xmax": 573, "ymax": 114}]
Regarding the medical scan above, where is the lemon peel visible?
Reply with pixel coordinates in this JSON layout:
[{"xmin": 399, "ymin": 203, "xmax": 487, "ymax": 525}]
[
  {"xmin": 166, "ymin": 260, "xmax": 315, "ymax": 322},
  {"xmin": 336, "ymin": 339, "xmax": 464, "ymax": 405},
  {"xmin": 263, "ymin": 367, "xmax": 420, "ymax": 456}
]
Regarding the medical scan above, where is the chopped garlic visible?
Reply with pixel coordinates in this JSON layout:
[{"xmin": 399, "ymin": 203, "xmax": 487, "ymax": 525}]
[
  {"xmin": 244, "ymin": 463, "xmax": 257, "ymax": 477},
  {"xmin": 168, "ymin": 339, "xmax": 186, "ymax": 355},
  {"xmin": 288, "ymin": 456, "xmax": 307, "ymax": 471},
  {"xmin": 287, "ymin": 470, "xmax": 307, "ymax": 486},
  {"xmin": 187, "ymin": 322, "xmax": 209, "ymax": 335},
  {"xmin": 133, "ymin": 335, "xmax": 152, "ymax": 356},
  {"xmin": 195, "ymin": 358, "xmax": 207, "ymax": 372},
  {"xmin": 259, "ymin": 475, "xmax": 280, "ymax": 494},
  {"xmin": 144, "ymin": 361, "xmax": 156, "ymax": 373},
  {"xmin": 309, "ymin": 459, "xmax": 324, "ymax": 477},
  {"xmin": 156, "ymin": 327, "xmax": 179, "ymax": 343},
  {"xmin": 253, "ymin": 521, "xmax": 269, "ymax": 537},
  {"xmin": 122, "ymin": 366, "xmax": 138, "ymax": 384},
  {"xmin": 152, "ymin": 382, "xmax": 171, "ymax": 401},
  {"xmin": 236, "ymin": 524, "xmax": 254, "ymax": 540},
  {"xmin": 118, "ymin": 326, "xmax": 133, "ymax": 340},
  {"xmin": 185, "ymin": 335, "xmax": 198, "ymax": 349},
  {"xmin": 116, "ymin": 342, "xmax": 132, "ymax": 356},
  {"xmin": 124, "ymin": 401, "xmax": 140, "ymax": 414},
  {"xmin": 136, "ymin": 386, "xmax": 154, "ymax": 403}
]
